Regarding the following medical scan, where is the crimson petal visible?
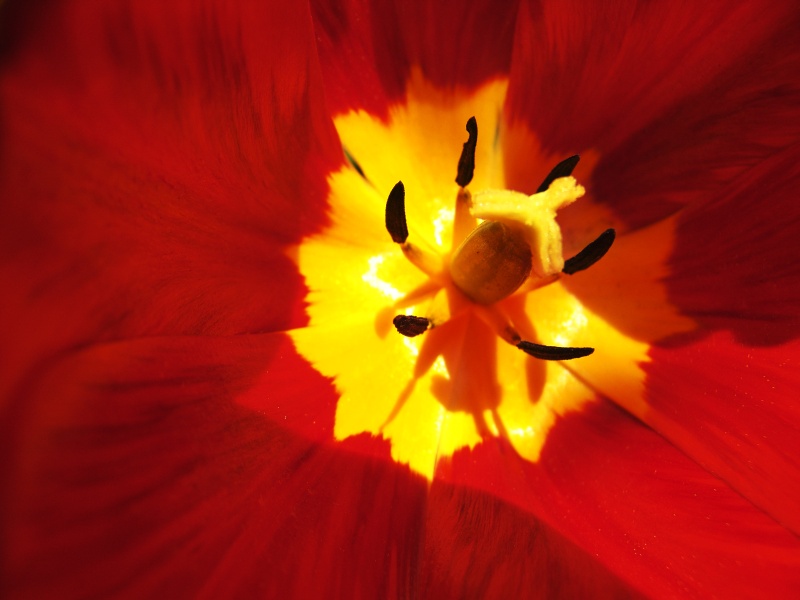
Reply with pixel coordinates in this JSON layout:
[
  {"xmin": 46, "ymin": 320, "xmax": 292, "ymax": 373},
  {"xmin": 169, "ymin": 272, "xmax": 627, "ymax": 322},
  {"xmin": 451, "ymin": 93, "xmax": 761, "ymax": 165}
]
[
  {"xmin": 439, "ymin": 399, "xmax": 800, "ymax": 597},
  {"xmin": 310, "ymin": 0, "xmax": 520, "ymax": 118},
  {"xmin": 505, "ymin": 0, "xmax": 800, "ymax": 231},
  {"xmin": 2, "ymin": 334, "xmax": 633, "ymax": 598},
  {"xmin": 666, "ymin": 142, "xmax": 800, "ymax": 346},
  {"xmin": 0, "ymin": 0, "xmax": 341, "ymax": 403},
  {"xmin": 646, "ymin": 332, "xmax": 800, "ymax": 534},
  {"xmin": 640, "ymin": 143, "xmax": 800, "ymax": 533}
]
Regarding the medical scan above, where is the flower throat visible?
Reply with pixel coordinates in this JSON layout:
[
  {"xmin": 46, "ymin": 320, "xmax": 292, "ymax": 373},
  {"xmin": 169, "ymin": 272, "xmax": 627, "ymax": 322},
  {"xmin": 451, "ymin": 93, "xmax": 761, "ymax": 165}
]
[{"xmin": 384, "ymin": 116, "xmax": 616, "ymax": 360}]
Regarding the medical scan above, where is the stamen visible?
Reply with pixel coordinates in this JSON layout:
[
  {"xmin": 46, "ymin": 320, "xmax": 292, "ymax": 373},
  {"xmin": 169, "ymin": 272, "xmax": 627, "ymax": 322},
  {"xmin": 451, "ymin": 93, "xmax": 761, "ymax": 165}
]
[
  {"xmin": 391, "ymin": 280, "xmax": 441, "ymax": 310},
  {"xmin": 452, "ymin": 187, "xmax": 478, "ymax": 250},
  {"xmin": 453, "ymin": 117, "xmax": 479, "ymax": 246},
  {"xmin": 473, "ymin": 304, "xmax": 522, "ymax": 346},
  {"xmin": 517, "ymin": 341, "xmax": 594, "ymax": 360},
  {"xmin": 385, "ymin": 181, "xmax": 409, "ymax": 244},
  {"xmin": 344, "ymin": 147, "xmax": 367, "ymax": 180},
  {"xmin": 385, "ymin": 182, "xmax": 445, "ymax": 277},
  {"xmin": 393, "ymin": 315, "xmax": 431, "ymax": 337},
  {"xmin": 515, "ymin": 272, "xmax": 560, "ymax": 295},
  {"xmin": 455, "ymin": 116, "xmax": 478, "ymax": 188},
  {"xmin": 474, "ymin": 303, "xmax": 594, "ymax": 361},
  {"xmin": 563, "ymin": 228, "xmax": 616, "ymax": 275},
  {"xmin": 537, "ymin": 155, "xmax": 580, "ymax": 193},
  {"xmin": 385, "ymin": 127, "xmax": 598, "ymax": 359},
  {"xmin": 401, "ymin": 244, "xmax": 444, "ymax": 278}
]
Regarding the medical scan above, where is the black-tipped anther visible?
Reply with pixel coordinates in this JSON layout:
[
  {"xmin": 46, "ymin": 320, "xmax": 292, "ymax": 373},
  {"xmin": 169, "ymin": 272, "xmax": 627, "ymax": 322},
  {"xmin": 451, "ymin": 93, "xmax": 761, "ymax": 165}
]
[
  {"xmin": 344, "ymin": 147, "xmax": 367, "ymax": 179},
  {"xmin": 536, "ymin": 155, "xmax": 580, "ymax": 193},
  {"xmin": 517, "ymin": 341, "xmax": 594, "ymax": 360},
  {"xmin": 455, "ymin": 116, "xmax": 478, "ymax": 187},
  {"xmin": 385, "ymin": 181, "xmax": 408, "ymax": 244},
  {"xmin": 393, "ymin": 315, "xmax": 430, "ymax": 337},
  {"xmin": 563, "ymin": 228, "xmax": 616, "ymax": 275}
]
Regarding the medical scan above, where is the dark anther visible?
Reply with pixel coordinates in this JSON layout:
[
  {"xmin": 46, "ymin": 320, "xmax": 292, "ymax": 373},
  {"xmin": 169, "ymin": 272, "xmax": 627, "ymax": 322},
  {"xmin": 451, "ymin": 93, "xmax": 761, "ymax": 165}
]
[
  {"xmin": 517, "ymin": 341, "xmax": 594, "ymax": 360},
  {"xmin": 344, "ymin": 147, "xmax": 367, "ymax": 179},
  {"xmin": 385, "ymin": 181, "xmax": 408, "ymax": 244},
  {"xmin": 536, "ymin": 155, "xmax": 581, "ymax": 193},
  {"xmin": 455, "ymin": 116, "xmax": 478, "ymax": 188},
  {"xmin": 563, "ymin": 228, "xmax": 616, "ymax": 275},
  {"xmin": 393, "ymin": 315, "xmax": 430, "ymax": 337}
]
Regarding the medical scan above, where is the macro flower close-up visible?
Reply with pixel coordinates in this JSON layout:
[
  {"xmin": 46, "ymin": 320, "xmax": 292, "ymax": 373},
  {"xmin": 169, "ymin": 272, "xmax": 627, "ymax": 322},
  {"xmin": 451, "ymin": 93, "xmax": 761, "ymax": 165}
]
[{"xmin": 2, "ymin": 0, "xmax": 799, "ymax": 597}]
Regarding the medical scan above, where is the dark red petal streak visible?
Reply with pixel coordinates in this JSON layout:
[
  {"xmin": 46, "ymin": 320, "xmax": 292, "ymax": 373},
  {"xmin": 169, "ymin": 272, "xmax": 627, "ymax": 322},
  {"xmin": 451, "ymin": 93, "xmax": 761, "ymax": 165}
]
[
  {"xmin": 2, "ymin": 334, "xmax": 633, "ymax": 598},
  {"xmin": 505, "ymin": 0, "xmax": 800, "ymax": 230},
  {"xmin": 439, "ymin": 400, "xmax": 800, "ymax": 598},
  {"xmin": 0, "ymin": 333, "xmax": 421, "ymax": 598},
  {"xmin": 310, "ymin": 0, "xmax": 520, "ymax": 118},
  {"xmin": 666, "ymin": 142, "xmax": 800, "ymax": 346},
  {"xmin": 421, "ymin": 484, "xmax": 633, "ymax": 598},
  {"xmin": 0, "ymin": 0, "xmax": 341, "ymax": 403}
]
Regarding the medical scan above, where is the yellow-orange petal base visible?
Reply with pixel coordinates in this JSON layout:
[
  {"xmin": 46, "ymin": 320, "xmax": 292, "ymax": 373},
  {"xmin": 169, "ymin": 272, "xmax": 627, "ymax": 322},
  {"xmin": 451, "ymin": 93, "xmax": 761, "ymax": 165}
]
[{"xmin": 290, "ymin": 72, "xmax": 694, "ymax": 480}]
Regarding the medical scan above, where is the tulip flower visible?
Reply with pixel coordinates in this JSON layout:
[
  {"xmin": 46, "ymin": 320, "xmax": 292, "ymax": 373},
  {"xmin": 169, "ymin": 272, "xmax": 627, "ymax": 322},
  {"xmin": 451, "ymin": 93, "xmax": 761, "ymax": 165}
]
[{"xmin": 1, "ymin": 0, "xmax": 799, "ymax": 598}]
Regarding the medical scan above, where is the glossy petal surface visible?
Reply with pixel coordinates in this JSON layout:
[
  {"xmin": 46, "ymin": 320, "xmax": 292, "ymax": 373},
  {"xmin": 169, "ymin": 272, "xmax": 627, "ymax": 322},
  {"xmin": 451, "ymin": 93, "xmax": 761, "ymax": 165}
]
[
  {"xmin": 3, "ymin": 334, "xmax": 633, "ymax": 598},
  {"xmin": 3, "ymin": 0, "xmax": 800, "ymax": 597},
  {"xmin": 503, "ymin": 0, "xmax": 800, "ymax": 540},
  {"xmin": 292, "ymin": 78, "xmax": 652, "ymax": 481},
  {"xmin": 439, "ymin": 399, "xmax": 800, "ymax": 598},
  {"xmin": 0, "ymin": 0, "xmax": 340, "ymax": 402},
  {"xmin": 505, "ymin": 0, "xmax": 800, "ymax": 231}
]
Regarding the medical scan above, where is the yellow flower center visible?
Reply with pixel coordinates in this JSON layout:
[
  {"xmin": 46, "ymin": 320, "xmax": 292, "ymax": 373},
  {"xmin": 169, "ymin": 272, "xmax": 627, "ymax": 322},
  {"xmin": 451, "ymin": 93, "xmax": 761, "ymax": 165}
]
[{"xmin": 288, "ymin": 72, "xmax": 689, "ymax": 480}]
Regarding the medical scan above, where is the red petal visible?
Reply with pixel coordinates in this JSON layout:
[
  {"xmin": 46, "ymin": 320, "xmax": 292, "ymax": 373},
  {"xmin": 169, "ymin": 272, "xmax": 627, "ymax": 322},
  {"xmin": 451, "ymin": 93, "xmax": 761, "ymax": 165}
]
[
  {"xmin": 1, "ymin": 335, "xmax": 417, "ymax": 598},
  {"xmin": 505, "ymin": 0, "xmax": 800, "ymax": 230},
  {"xmin": 564, "ymin": 147, "xmax": 800, "ymax": 527},
  {"xmin": 628, "ymin": 144, "xmax": 800, "ymax": 533},
  {"xmin": 666, "ymin": 143, "xmax": 800, "ymax": 345},
  {"xmin": 646, "ymin": 333, "xmax": 800, "ymax": 535},
  {"xmin": 3, "ymin": 335, "xmax": 633, "ymax": 597},
  {"xmin": 421, "ymin": 483, "xmax": 633, "ymax": 597},
  {"xmin": 438, "ymin": 399, "xmax": 800, "ymax": 597},
  {"xmin": 0, "ymin": 0, "xmax": 341, "ymax": 401},
  {"xmin": 310, "ymin": 0, "xmax": 520, "ymax": 118}
]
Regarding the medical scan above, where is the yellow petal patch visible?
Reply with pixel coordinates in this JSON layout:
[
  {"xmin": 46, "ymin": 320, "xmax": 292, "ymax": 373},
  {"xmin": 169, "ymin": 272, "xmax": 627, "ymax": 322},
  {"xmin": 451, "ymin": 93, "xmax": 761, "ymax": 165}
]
[
  {"xmin": 333, "ymin": 69, "xmax": 509, "ymax": 251},
  {"xmin": 289, "ymin": 74, "xmax": 680, "ymax": 480}
]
